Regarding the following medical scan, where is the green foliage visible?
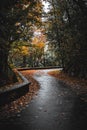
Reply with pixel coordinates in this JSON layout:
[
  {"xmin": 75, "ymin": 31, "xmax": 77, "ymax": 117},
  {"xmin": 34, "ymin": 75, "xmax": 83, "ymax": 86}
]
[{"xmin": 44, "ymin": 0, "xmax": 87, "ymax": 78}]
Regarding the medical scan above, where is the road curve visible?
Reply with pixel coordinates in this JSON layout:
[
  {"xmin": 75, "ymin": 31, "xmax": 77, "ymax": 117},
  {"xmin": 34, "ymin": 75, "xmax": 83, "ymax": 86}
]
[{"xmin": 0, "ymin": 69, "xmax": 87, "ymax": 130}]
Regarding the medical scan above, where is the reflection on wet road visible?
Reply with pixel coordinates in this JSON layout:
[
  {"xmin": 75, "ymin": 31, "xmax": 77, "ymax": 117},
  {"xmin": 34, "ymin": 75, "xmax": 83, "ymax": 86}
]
[{"xmin": 0, "ymin": 69, "xmax": 87, "ymax": 130}]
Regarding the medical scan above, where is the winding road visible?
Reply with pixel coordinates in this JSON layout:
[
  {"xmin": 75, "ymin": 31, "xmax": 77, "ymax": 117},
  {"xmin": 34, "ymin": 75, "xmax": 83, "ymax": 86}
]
[{"xmin": 0, "ymin": 69, "xmax": 87, "ymax": 130}]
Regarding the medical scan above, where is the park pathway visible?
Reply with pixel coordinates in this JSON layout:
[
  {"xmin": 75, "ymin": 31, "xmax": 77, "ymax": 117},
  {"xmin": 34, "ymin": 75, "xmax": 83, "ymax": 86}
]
[{"xmin": 0, "ymin": 69, "xmax": 87, "ymax": 130}]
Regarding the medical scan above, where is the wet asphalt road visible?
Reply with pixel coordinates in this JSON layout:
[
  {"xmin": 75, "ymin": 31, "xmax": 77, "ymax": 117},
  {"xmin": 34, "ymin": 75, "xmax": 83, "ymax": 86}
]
[{"xmin": 0, "ymin": 69, "xmax": 87, "ymax": 130}]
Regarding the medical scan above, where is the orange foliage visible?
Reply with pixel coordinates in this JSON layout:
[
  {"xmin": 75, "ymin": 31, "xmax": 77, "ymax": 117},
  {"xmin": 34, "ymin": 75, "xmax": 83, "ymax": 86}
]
[
  {"xmin": 36, "ymin": 42, "xmax": 45, "ymax": 49},
  {"xmin": 21, "ymin": 46, "xmax": 29, "ymax": 55}
]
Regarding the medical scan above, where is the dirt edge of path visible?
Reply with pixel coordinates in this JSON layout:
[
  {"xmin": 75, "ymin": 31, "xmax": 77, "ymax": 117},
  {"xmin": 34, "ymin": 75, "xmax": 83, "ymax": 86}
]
[{"xmin": 48, "ymin": 70, "xmax": 87, "ymax": 96}]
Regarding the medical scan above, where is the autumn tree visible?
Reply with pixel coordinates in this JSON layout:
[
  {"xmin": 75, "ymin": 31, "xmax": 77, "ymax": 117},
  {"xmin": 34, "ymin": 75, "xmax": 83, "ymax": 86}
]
[
  {"xmin": 31, "ymin": 33, "xmax": 45, "ymax": 67},
  {"xmin": 0, "ymin": 0, "xmax": 43, "ymax": 85}
]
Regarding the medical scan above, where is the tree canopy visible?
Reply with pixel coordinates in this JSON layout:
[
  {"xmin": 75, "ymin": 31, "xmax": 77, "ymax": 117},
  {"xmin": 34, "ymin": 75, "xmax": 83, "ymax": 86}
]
[
  {"xmin": 0, "ymin": 0, "xmax": 43, "ymax": 85},
  {"xmin": 43, "ymin": 0, "xmax": 87, "ymax": 78}
]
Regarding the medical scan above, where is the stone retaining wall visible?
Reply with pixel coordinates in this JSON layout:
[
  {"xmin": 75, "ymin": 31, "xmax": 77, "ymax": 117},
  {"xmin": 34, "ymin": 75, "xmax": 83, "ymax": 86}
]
[{"xmin": 0, "ymin": 71, "xmax": 30, "ymax": 106}]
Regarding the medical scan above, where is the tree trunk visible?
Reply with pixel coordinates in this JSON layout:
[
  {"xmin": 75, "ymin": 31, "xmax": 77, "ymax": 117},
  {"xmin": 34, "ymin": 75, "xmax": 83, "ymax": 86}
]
[
  {"xmin": 23, "ymin": 55, "xmax": 26, "ymax": 67},
  {"xmin": 0, "ymin": 48, "xmax": 8, "ymax": 76},
  {"xmin": 0, "ymin": 48, "xmax": 18, "ymax": 86}
]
